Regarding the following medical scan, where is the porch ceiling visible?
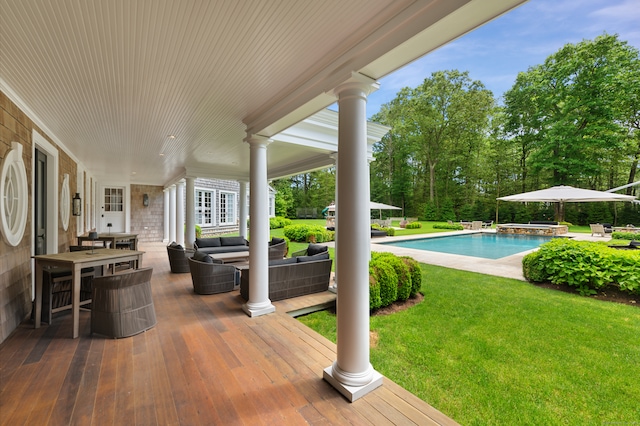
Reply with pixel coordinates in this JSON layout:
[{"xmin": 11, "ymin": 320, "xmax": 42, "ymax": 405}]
[{"xmin": 0, "ymin": 0, "xmax": 526, "ymax": 185}]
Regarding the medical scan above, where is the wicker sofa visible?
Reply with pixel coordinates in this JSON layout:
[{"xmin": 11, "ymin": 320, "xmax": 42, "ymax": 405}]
[
  {"xmin": 240, "ymin": 251, "xmax": 332, "ymax": 302},
  {"xmin": 193, "ymin": 236, "xmax": 249, "ymax": 255}
]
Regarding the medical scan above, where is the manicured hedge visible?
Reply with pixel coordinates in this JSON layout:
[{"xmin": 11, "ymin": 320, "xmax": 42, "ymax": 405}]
[
  {"xmin": 522, "ymin": 238, "xmax": 640, "ymax": 295},
  {"xmin": 283, "ymin": 224, "xmax": 334, "ymax": 242},
  {"xmin": 369, "ymin": 252, "xmax": 422, "ymax": 311},
  {"xmin": 269, "ymin": 216, "xmax": 292, "ymax": 229},
  {"xmin": 405, "ymin": 222, "xmax": 422, "ymax": 229},
  {"xmin": 612, "ymin": 231, "xmax": 640, "ymax": 240},
  {"xmin": 433, "ymin": 223, "xmax": 464, "ymax": 231}
]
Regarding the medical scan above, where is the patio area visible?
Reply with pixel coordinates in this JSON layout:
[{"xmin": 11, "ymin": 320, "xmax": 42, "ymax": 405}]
[{"xmin": 0, "ymin": 242, "xmax": 458, "ymax": 425}]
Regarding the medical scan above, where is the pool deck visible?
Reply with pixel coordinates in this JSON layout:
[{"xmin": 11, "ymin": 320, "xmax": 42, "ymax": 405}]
[{"xmin": 359, "ymin": 230, "xmax": 609, "ymax": 281}]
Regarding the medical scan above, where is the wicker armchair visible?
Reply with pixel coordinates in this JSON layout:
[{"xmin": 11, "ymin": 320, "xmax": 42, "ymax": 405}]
[
  {"xmin": 91, "ymin": 267, "xmax": 156, "ymax": 338},
  {"xmin": 268, "ymin": 237, "xmax": 287, "ymax": 260},
  {"xmin": 188, "ymin": 254, "xmax": 237, "ymax": 294},
  {"xmin": 167, "ymin": 243, "xmax": 191, "ymax": 273}
]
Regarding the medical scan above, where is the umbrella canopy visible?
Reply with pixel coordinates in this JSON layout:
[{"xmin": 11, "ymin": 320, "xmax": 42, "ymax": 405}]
[
  {"xmin": 497, "ymin": 185, "xmax": 636, "ymax": 203},
  {"xmin": 497, "ymin": 185, "xmax": 637, "ymax": 222},
  {"xmin": 325, "ymin": 201, "xmax": 402, "ymax": 212}
]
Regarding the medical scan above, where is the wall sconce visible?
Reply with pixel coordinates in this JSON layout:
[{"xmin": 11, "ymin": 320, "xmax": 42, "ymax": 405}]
[
  {"xmin": 72, "ymin": 193, "xmax": 82, "ymax": 216},
  {"xmin": 143, "ymin": 193, "xmax": 149, "ymax": 207}
]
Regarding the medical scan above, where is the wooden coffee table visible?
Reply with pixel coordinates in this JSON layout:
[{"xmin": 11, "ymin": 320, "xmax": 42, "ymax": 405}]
[{"xmin": 211, "ymin": 251, "xmax": 250, "ymax": 264}]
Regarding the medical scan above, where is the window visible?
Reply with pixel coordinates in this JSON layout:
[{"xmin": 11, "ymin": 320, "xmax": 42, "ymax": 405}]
[
  {"xmin": 104, "ymin": 188, "xmax": 123, "ymax": 212},
  {"xmin": 219, "ymin": 191, "xmax": 236, "ymax": 225},
  {"xmin": 1, "ymin": 142, "xmax": 28, "ymax": 246},
  {"xmin": 195, "ymin": 189, "xmax": 214, "ymax": 226}
]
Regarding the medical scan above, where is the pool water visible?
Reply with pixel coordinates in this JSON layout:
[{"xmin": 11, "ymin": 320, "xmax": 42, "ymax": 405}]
[{"xmin": 381, "ymin": 233, "xmax": 554, "ymax": 260}]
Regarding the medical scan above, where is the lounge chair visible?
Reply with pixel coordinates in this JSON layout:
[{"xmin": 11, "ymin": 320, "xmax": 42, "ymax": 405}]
[
  {"xmin": 590, "ymin": 224, "xmax": 606, "ymax": 237},
  {"xmin": 268, "ymin": 237, "xmax": 287, "ymax": 260},
  {"xmin": 482, "ymin": 220, "xmax": 493, "ymax": 229},
  {"xmin": 167, "ymin": 242, "xmax": 192, "ymax": 273},
  {"xmin": 187, "ymin": 251, "xmax": 238, "ymax": 294}
]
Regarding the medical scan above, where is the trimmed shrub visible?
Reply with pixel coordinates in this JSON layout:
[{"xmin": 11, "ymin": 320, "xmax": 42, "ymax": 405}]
[
  {"xmin": 283, "ymin": 224, "xmax": 334, "ymax": 242},
  {"xmin": 372, "ymin": 252, "xmax": 412, "ymax": 301},
  {"xmin": 523, "ymin": 238, "xmax": 640, "ymax": 296},
  {"xmin": 522, "ymin": 251, "xmax": 547, "ymax": 283},
  {"xmin": 400, "ymin": 256, "xmax": 422, "ymax": 297},
  {"xmin": 405, "ymin": 222, "xmax": 422, "ymax": 229},
  {"xmin": 195, "ymin": 224, "xmax": 202, "ymax": 239},
  {"xmin": 433, "ymin": 223, "xmax": 464, "ymax": 231},
  {"xmin": 270, "ymin": 216, "xmax": 292, "ymax": 229},
  {"xmin": 612, "ymin": 231, "xmax": 640, "ymax": 241},
  {"xmin": 369, "ymin": 260, "xmax": 397, "ymax": 309}
]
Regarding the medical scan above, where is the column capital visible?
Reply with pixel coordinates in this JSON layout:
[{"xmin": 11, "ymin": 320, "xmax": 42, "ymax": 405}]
[
  {"xmin": 333, "ymin": 72, "xmax": 380, "ymax": 98},
  {"xmin": 244, "ymin": 134, "xmax": 272, "ymax": 147}
]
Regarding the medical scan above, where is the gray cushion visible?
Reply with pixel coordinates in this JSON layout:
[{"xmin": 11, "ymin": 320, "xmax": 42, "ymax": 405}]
[
  {"xmin": 220, "ymin": 236, "xmax": 246, "ymax": 246},
  {"xmin": 195, "ymin": 238, "xmax": 221, "ymax": 248},
  {"xmin": 269, "ymin": 257, "xmax": 297, "ymax": 266},
  {"xmin": 297, "ymin": 252, "xmax": 330, "ymax": 262},
  {"xmin": 270, "ymin": 237, "xmax": 285, "ymax": 246},
  {"xmin": 192, "ymin": 250, "xmax": 214, "ymax": 263},
  {"xmin": 307, "ymin": 244, "xmax": 328, "ymax": 256}
]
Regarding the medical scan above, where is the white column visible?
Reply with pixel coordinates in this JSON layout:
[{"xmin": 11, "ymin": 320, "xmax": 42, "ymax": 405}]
[
  {"xmin": 239, "ymin": 181, "xmax": 248, "ymax": 239},
  {"xmin": 185, "ymin": 177, "xmax": 196, "ymax": 249},
  {"xmin": 163, "ymin": 188, "xmax": 170, "ymax": 243},
  {"xmin": 323, "ymin": 73, "xmax": 383, "ymax": 402},
  {"xmin": 329, "ymin": 152, "xmax": 338, "ymax": 293},
  {"xmin": 169, "ymin": 185, "xmax": 176, "ymax": 243},
  {"xmin": 176, "ymin": 180, "xmax": 185, "ymax": 246},
  {"xmin": 242, "ymin": 135, "xmax": 275, "ymax": 317}
]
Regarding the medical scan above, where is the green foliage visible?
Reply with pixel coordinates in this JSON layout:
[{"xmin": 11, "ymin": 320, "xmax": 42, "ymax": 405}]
[
  {"xmin": 524, "ymin": 238, "xmax": 640, "ymax": 295},
  {"xmin": 612, "ymin": 231, "xmax": 640, "ymax": 240},
  {"xmin": 400, "ymin": 256, "xmax": 422, "ymax": 297},
  {"xmin": 367, "ymin": 264, "xmax": 382, "ymax": 310},
  {"xmin": 372, "ymin": 252, "xmax": 412, "ymax": 301},
  {"xmin": 269, "ymin": 216, "xmax": 292, "ymax": 229},
  {"xmin": 522, "ymin": 251, "xmax": 548, "ymax": 283},
  {"xmin": 195, "ymin": 224, "xmax": 202, "ymax": 239},
  {"xmin": 405, "ymin": 221, "xmax": 422, "ymax": 229},
  {"xmin": 433, "ymin": 223, "xmax": 463, "ymax": 230},
  {"xmin": 369, "ymin": 258, "xmax": 397, "ymax": 307},
  {"xmin": 283, "ymin": 224, "xmax": 334, "ymax": 242}
]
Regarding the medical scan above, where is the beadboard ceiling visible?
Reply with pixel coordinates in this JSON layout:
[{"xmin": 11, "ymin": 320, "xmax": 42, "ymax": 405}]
[{"xmin": 0, "ymin": 0, "xmax": 526, "ymax": 185}]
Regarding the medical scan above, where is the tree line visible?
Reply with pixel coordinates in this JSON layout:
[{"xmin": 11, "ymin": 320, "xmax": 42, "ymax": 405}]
[{"xmin": 274, "ymin": 34, "xmax": 640, "ymax": 225}]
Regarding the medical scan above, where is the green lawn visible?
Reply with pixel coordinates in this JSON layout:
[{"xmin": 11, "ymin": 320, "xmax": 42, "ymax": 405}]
[{"xmin": 298, "ymin": 264, "xmax": 640, "ymax": 425}]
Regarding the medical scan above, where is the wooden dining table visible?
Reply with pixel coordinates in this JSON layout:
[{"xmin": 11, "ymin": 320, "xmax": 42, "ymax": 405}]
[
  {"xmin": 77, "ymin": 232, "xmax": 138, "ymax": 250},
  {"xmin": 33, "ymin": 248, "xmax": 145, "ymax": 338}
]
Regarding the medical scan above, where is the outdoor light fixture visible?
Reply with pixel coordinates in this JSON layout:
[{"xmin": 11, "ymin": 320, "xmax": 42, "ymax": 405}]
[
  {"xmin": 72, "ymin": 193, "xmax": 82, "ymax": 216},
  {"xmin": 143, "ymin": 193, "xmax": 149, "ymax": 207}
]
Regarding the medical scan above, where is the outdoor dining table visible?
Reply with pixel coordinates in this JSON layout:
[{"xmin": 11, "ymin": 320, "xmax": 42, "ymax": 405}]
[
  {"xmin": 33, "ymin": 248, "xmax": 145, "ymax": 338},
  {"xmin": 77, "ymin": 232, "xmax": 138, "ymax": 250}
]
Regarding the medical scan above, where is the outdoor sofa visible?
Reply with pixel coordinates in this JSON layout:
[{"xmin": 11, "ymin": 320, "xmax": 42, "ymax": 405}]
[
  {"xmin": 193, "ymin": 236, "xmax": 249, "ymax": 254},
  {"xmin": 241, "ymin": 245, "xmax": 332, "ymax": 301}
]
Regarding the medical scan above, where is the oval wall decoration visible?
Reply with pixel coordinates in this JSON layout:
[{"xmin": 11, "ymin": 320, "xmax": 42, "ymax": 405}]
[
  {"xmin": 0, "ymin": 142, "xmax": 29, "ymax": 246},
  {"xmin": 60, "ymin": 174, "xmax": 70, "ymax": 231}
]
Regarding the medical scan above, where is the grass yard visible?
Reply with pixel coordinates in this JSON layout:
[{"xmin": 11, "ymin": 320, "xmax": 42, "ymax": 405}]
[{"xmin": 298, "ymin": 264, "xmax": 640, "ymax": 425}]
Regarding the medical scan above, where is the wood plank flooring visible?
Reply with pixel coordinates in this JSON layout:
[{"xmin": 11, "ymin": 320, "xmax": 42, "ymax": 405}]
[{"xmin": 0, "ymin": 242, "xmax": 459, "ymax": 425}]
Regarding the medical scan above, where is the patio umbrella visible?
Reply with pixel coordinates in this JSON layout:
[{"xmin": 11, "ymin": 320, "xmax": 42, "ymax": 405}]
[
  {"xmin": 497, "ymin": 185, "xmax": 637, "ymax": 221},
  {"xmin": 325, "ymin": 201, "xmax": 402, "ymax": 219}
]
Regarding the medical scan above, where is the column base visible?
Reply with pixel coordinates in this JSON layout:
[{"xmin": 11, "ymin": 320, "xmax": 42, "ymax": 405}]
[
  {"xmin": 323, "ymin": 365, "xmax": 383, "ymax": 402},
  {"xmin": 242, "ymin": 302, "xmax": 275, "ymax": 317}
]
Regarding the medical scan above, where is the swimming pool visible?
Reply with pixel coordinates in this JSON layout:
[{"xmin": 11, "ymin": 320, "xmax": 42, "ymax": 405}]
[{"xmin": 380, "ymin": 233, "xmax": 554, "ymax": 260}]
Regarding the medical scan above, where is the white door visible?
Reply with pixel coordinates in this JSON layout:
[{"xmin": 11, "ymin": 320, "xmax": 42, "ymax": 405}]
[{"xmin": 100, "ymin": 186, "xmax": 126, "ymax": 232}]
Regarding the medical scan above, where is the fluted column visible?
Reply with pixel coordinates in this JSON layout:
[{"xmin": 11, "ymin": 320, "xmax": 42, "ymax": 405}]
[
  {"xmin": 185, "ymin": 177, "xmax": 196, "ymax": 249},
  {"xmin": 242, "ymin": 135, "xmax": 275, "ymax": 317},
  {"xmin": 323, "ymin": 73, "xmax": 383, "ymax": 402},
  {"xmin": 169, "ymin": 185, "xmax": 176, "ymax": 243},
  {"xmin": 163, "ymin": 189, "xmax": 170, "ymax": 243},
  {"xmin": 239, "ymin": 181, "xmax": 248, "ymax": 239}
]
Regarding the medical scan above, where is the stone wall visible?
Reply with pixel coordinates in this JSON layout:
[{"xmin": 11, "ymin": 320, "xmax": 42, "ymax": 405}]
[{"xmin": 131, "ymin": 184, "xmax": 164, "ymax": 242}]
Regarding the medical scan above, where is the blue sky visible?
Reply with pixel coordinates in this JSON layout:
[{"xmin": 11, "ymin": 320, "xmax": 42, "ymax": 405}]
[{"xmin": 364, "ymin": 0, "xmax": 640, "ymax": 118}]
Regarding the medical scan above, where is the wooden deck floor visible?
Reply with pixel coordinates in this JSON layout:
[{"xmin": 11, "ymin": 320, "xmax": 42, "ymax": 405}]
[{"xmin": 0, "ymin": 242, "xmax": 459, "ymax": 425}]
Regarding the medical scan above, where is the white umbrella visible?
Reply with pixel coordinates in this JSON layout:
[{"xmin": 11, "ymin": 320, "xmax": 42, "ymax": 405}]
[
  {"xmin": 497, "ymin": 185, "xmax": 637, "ymax": 222},
  {"xmin": 325, "ymin": 201, "xmax": 402, "ymax": 218}
]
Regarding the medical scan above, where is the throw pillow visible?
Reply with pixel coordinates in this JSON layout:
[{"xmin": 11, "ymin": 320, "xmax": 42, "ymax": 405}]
[
  {"xmin": 306, "ymin": 243, "xmax": 328, "ymax": 256},
  {"xmin": 192, "ymin": 250, "xmax": 214, "ymax": 263}
]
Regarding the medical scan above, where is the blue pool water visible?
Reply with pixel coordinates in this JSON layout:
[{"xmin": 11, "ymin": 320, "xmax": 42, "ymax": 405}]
[{"xmin": 381, "ymin": 233, "xmax": 554, "ymax": 260}]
